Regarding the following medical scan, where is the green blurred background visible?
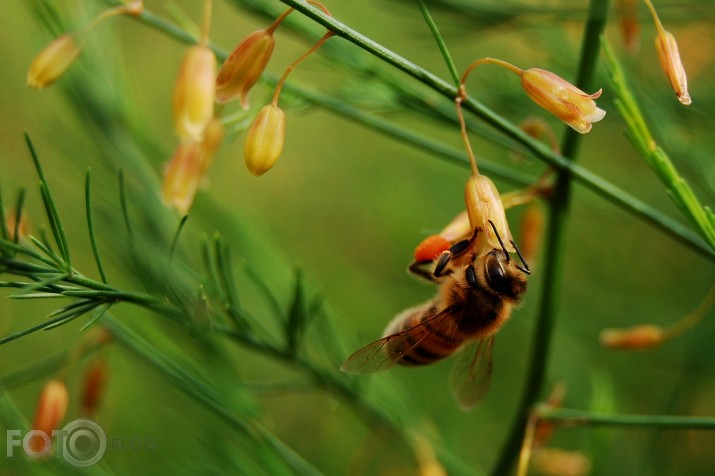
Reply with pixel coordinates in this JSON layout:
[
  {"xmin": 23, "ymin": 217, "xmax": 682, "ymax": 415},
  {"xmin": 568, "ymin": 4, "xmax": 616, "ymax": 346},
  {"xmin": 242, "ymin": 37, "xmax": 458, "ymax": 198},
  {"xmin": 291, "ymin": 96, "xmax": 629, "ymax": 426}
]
[{"xmin": 1, "ymin": 0, "xmax": 715, "ymax": 474}]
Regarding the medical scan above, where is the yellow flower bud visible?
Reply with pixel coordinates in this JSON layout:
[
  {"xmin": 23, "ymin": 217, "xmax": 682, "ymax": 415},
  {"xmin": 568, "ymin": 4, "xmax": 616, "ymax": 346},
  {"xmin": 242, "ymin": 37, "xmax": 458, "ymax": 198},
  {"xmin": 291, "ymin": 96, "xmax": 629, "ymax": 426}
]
[
  {"xmin": 520, "ymin": 69, "xmax": 606, "ymax": 134},
  {"xmin": 531, "ymin": 448, "xmax": 592, "ymax": 476},
  {"xmin": 27, "ymin": 34, "xmax": 82, "ymax": 89},
  {"xmin": 617, "ymin": 0, "xmax": 640, "ymax": 53},
  {"xmin": 465, "ymin": 174, "xmax": 515, "ymax": 253},
  {"xmin": 30, "ymin": 380, "xmax": 69, "ymax": 455},
  {"xmin": 244, "ymin": 104, "xmax": 285, "ymax": 176},
  {"xmin": 599, "ymin": 324, "xmax": 665, "ymax": 350},
  {"xmin": 215, "ymin": 29, "xmax": 275, "ymax": 108},
  {"xmin": 655, "ymin": 29, "xmax": 691, "ymax": 105},
  {"xmin": 173, "ymin": 45, "xmax": 217, "ymax": 141}
]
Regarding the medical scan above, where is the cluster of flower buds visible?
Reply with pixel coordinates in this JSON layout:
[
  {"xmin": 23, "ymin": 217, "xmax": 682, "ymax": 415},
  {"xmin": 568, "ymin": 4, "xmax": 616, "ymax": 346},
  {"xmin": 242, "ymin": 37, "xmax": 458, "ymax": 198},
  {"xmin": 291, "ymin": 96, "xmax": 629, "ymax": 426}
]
[
  {"xmin": 163, "ymin": 1, "xmax": 224, "ymax": 214},
  {"xmin": 216, "ymin": 3, "xmax": 333, "ymax": 176},
  {"xmin": 27, "ymin": 1, "xmax": 143, "ymax": 89}
]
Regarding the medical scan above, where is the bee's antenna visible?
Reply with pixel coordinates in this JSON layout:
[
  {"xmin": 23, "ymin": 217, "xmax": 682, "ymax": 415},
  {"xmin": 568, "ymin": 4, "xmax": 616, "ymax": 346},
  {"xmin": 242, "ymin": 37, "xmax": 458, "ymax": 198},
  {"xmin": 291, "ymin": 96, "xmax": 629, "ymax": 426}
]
[
  {"xmin": 487, "ymin": 220, "xmax": 510, "ymax": 263},
  {"xmin": 511, "ymin": 240, "xmax": 531, "ymax": 275}
]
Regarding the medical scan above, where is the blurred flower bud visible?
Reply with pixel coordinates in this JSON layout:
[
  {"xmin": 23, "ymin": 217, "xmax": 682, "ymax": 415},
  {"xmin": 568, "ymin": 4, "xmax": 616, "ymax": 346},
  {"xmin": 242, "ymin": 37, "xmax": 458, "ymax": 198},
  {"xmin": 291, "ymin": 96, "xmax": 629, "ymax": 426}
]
[
  {"xmin": 199, "ymin": 117, "xmax": 224, "ymax": 176},
  {"xmin": 173, "ymin": 45, "xmax": 217, "ymax": 141},
  {"xmin": 5, "ymin": 209, "xmax": 29, "ymax": 241},
  {"xmin": 216, "ymin": 29, "xmax": 275, "ymax": 108},
  {"xmin": 599, "ymin": 324, "xmax": 665, "ymax": 350},
  {"xmin": 655, "ymin": 29, "xmax": 691, "ymax": 105},
  {"xmin": 617, "ymin": 0, "xmax": 640, "ymax": 53},
  {"xmin": 519, "ymin": 202, "xmax": 545, "ymax": 267},
  {"xmin": 244, "ymin": 104, "xmax": 285, "ymax": 176},
  {"xmin": 27, "ymin": 34, "xmax": 82, "ymax": 89},
  {"xmin": 82, "ymin": 360, "xmax": 109, "ymax": 417},
  {"xmin": 531, "ymin": 448, "xmax": 592, "ymax": 476},
  {"xmin": 520, "ymin": 69, "xmax": 606, "ymax": 134},
  {"xmin": 414, "ymin": 235, "xmax": 451, "ymax": 263},
  {"xmin": 30, "ymin": 380, "xmax": 68, "ymax": 455},
  {"xmin": 162, "ymin": 141, "xmax": 204, "ymax": 215},
  {"xmin": 162, "ymin": 118, "xmax": 224, "ymax": 213},
  {"xmin": 465, "ymin": 174, "xmax": 515, "ymax": 253}
]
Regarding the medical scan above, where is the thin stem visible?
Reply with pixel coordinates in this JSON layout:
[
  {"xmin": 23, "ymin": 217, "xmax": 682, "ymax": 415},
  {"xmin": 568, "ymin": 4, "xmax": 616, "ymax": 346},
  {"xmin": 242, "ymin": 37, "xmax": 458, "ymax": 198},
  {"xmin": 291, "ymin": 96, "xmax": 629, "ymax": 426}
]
[
  {"xmin": 537, "ymin": 406, "xmax": 715, "ymax": 430},
  {"xmin": 85, "ymin": 169, "xmax": 107, "ymax": 284},
  {"xmin": 271, "ymin": 31, "xmax": 334, "ymax": 106},
  {"xmin": 13, "ymin": 189, "xmax": 25, "ymax": 244},
  {"xmin": 643, "ymin": 0, "xmax": 665, "ymax": 32},
  {"xmin": 266, "ymin": 8, "xmax": 294, "ymax": 35},
  {"xmin": 460, "ymin": 57, "xmax": 524, "ymax": 86},
  {"xmin": 663, "ymin": 283, "xmax": 715, "ymax": 339},
  {"xmin": 199, "ymin": 0, "xmax": 212, "ymax": 45},
  {"xmin": 516, "ymin": 413, "xmax": 538, "ymax": 476},
  {"xmin": 455, "ymin": 95, "xmax": 478, "ymax": 176},
  {"xmin": 490, "ymin": 0, "xmax": 611, "ymax": 474},
  {"xmin": 416, "ymin": 0, "xmax": 460, "ymax": 87}
]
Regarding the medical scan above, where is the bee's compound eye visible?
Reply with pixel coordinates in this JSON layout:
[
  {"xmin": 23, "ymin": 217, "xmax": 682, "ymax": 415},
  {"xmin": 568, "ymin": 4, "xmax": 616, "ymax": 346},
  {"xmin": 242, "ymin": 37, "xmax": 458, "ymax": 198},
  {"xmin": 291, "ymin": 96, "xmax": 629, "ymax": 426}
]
[
  {"xmin": 485, "ymin": 253, "xmax": 509, "ymax": 294},
  {"xmin": 466, "ymin": 265, "xmax": 478, "ymax": 288}
]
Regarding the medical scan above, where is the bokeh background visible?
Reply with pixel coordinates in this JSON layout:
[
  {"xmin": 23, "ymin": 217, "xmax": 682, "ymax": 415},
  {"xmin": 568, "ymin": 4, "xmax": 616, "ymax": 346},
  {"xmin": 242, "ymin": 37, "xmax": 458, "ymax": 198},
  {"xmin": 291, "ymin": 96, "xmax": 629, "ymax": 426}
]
[{"xmin": 1, "ymin": 0, "xmax": 715, "ymax": 474}]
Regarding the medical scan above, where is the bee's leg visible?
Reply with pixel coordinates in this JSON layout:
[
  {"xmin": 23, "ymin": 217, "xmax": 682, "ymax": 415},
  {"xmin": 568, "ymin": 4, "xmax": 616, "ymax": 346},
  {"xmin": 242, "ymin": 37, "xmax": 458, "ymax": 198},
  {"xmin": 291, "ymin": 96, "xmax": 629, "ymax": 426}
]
[
  {"xmin": 433, "ymin": 250, "xmax": 453, "ymax": 277},
  {"xmin": 408, "ymin": 261, "xmax": 437, "ymax": 282}
]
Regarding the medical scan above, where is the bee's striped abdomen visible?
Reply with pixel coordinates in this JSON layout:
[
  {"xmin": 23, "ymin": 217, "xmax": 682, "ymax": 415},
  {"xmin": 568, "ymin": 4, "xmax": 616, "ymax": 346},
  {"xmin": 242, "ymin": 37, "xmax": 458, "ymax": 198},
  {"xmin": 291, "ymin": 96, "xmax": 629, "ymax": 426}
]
[{"xmin": 392, "ymin": 306, "xmax": 465, "ymax": 366}]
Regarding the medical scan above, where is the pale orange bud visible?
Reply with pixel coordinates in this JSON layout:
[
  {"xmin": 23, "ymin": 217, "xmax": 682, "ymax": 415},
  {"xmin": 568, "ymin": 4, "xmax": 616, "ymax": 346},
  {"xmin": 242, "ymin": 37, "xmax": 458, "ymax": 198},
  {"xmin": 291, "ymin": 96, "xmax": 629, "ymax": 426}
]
[
  {"xmin": 30, "ymin": 380, "xmax": 69, "ymax": 455},
  {"xmin": 82, "ymin": 360, "xmax": 109, "ymax": 417},
  {"xmin": 162, "ymin": 141, "xmax": 204, "ymax": 214},
  {"xmin": 465, "ymin": 175, "xmax": 515, "ymax": 253},
  {"xmin": 655, "ymin": 29, "xmax": 691, "ymax": 105},
  {"xmin": 520, "ymin": 202, "xmax": 545, "ymax": 266},
  {"xmin": 244, "ymin": 104, "xmax": 285, "ymax": 176},
  {"xmin": 27, "ymin": 34, "xmax": 82, "ymax": 89},
  {"xmin": 173, "ymin": 45, "xmax": 217, "ymax": 141},
  {"xmin": 599, "ymin": 324, "xmax": 665, "ymax": 350},
  {"xmin": 520, "ymin": 69, "xmax": 606, "ymax": 134},
  {"xmin": 414, "ymin": 235, "xmax": 451, "ymax": 263},
  {"xmin": 531, "ymin": 448, "xmax": 592, "ymax": 476},
  {"xmin": 216, "ymin": 29, "xmax": 275, "ymax": 108}
]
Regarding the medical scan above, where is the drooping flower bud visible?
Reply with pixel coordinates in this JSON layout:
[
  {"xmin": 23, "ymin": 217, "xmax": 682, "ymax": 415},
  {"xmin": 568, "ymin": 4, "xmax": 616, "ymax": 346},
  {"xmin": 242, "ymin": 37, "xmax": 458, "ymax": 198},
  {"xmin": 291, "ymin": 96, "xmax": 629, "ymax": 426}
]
[
  {"xmin": 215, "ymin": 29, "xmax": 275, "ymax": 108},
  {"xmin": 599, "ymin": 324, "xmax": 665, "ymax": 350},
  {"xmin": 173, "ymin": 45, "xmax": 217, "ymax": 141},
  {"xmin": 30, "ymin": 380, "xmax": 69, "ymax": 455},
  {"xmin": 520, "ymin": 69, "xmax": 606, "ymax": 134},
  {"xmin": 199, "ymin": 117, "xmax": 224, "ymax": 176},
  {"xmin": 27, "ymin": 34, "xmax": 82, "ymax": 89},
  {"xmin": 465, "ymin": 175, "xmax": 515, "ymax": 253},
  {"xmin": 244, "ymin": 104, "xmax": 285, "ymax": 176},
  {"xmin": 655, "ymin": 29, "xmax": 691, "ymax": 106}
]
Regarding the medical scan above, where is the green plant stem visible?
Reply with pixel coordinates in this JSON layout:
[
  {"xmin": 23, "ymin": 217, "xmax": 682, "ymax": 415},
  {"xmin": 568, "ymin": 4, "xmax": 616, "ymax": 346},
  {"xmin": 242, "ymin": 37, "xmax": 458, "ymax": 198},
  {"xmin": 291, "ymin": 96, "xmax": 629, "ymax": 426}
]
[
  {"xmin": 415, "ymin": 0, "xmax": 460, "ymax": 87},
  {"xmin": 124, "ymin": 3, "xmax": 714, "ymax": 261},
  {"xmin": 491, "ymin": 1, "xmax": 611, "ymax": 474},
  {"xmin": 537, "ymin": 406, "xmax": 715, "ymax": 430}
]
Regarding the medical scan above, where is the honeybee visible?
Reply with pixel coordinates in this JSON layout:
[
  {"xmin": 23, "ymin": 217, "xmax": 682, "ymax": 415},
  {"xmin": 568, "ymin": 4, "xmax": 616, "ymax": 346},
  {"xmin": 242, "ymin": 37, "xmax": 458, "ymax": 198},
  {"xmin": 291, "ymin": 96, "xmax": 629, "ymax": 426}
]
[{"xmin": 340, "ymin": 221, "xmax": 530, "ymax": 410}]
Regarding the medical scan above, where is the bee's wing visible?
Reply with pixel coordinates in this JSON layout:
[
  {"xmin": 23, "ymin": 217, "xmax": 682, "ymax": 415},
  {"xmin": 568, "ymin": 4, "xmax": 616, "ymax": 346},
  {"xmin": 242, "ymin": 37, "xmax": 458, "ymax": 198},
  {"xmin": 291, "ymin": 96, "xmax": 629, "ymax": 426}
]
[
  {"xmin": 340, "ymin": 307, "xmax": 454, "ymax": 375},
  {"xmin": 448, "ymin": 336, "xmax": 494, "ymax": 411}
]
